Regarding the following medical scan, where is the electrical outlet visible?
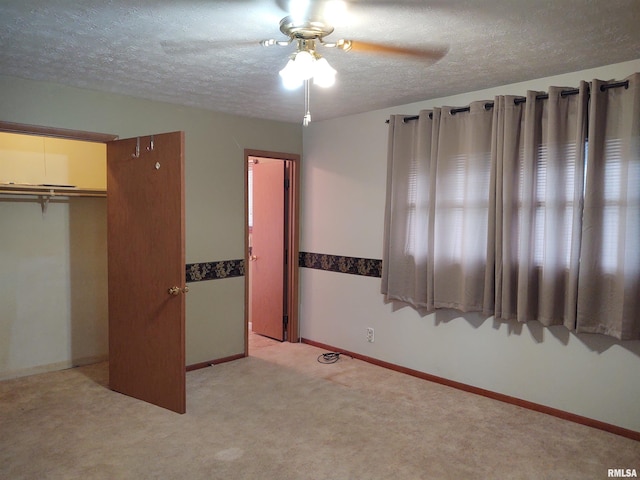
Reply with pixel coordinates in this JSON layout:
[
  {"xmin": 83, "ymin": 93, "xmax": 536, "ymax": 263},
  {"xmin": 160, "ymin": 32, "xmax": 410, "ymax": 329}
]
[{"xmin": 366, "ymin": 327, "xmax": 375, "ymax": 343}]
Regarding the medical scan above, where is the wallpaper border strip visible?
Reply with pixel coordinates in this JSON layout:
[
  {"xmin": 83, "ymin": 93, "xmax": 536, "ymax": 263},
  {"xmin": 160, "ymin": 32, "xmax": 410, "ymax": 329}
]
[
  {"xmin": 186, "ymin": 260, "xmax": 245, "ymax": 283},
  {"xmin": 299, "ymin": 252, "xmax": 382, "ymax": 278},
  {"xmin": 186, "ymin": 252, "xmax": 383, "ymax": 283}
]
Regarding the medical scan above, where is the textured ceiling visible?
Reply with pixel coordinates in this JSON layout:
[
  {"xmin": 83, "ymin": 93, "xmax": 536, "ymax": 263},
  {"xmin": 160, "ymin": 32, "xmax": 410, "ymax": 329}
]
[{"xmin": 1, "ymin": 0, "xmax": 639, "ymax": 124}]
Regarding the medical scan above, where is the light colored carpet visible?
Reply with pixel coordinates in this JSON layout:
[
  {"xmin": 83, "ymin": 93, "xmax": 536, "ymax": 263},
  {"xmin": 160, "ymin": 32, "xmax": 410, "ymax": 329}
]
[{"xmin": 1, "ymin": 335, "xmax": 638, "ymax": 479}]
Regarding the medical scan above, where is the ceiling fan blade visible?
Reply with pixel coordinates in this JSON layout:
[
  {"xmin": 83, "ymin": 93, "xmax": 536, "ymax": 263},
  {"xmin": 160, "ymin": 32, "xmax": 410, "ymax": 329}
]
[{"xmin": 340, "ymin": 40, "xmax": 449, "ymax": 62}]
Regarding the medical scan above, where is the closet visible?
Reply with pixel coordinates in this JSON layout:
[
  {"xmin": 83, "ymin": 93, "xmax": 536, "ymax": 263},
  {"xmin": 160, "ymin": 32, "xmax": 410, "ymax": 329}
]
[{"xmin": 0, "ymin": 132, "xmax": 108, "ymax": 380}]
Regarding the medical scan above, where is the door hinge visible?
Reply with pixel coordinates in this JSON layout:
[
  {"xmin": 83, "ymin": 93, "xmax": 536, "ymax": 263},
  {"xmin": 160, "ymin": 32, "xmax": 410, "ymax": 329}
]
[
  {"xmin": 284, "ymin": 178, "xmax": 290, "ymax": 190},
  {"xmin": 283, "ymin": 315, "xmax": 289, "ymax": 341}
]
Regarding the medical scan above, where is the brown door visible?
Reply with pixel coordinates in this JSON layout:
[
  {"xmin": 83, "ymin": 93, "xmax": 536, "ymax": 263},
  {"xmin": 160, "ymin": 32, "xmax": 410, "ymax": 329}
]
[
  {"xmin": 107, "ymin": 132, "xmax": 186, "ymax": 414},
  {"xmin": 250, "ymin": 158, "xmax": 286, "ymax": 341}
]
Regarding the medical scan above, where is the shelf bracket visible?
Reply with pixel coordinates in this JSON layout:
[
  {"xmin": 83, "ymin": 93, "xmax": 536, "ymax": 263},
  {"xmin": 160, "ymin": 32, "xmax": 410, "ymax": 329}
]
[{"xmin": 39, "ymin": 193, "xmax": 52, "ymax": 215}]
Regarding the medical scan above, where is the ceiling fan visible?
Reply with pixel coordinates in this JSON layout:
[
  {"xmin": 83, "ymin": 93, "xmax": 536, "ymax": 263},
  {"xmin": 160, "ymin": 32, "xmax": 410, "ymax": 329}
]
[
  {"xmin": 261, "ymin": 1, "xmax": 448, "ymax": 125},
  {"xmin": 161, "ymin": 0, "xmax": 448, "ymax": 125}
]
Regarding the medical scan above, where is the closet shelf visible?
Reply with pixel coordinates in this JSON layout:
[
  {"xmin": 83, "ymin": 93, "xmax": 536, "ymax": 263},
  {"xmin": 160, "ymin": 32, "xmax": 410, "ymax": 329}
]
[{"xmin": 0, "ymin": 183, "xmax": 106, "ymax": 198}]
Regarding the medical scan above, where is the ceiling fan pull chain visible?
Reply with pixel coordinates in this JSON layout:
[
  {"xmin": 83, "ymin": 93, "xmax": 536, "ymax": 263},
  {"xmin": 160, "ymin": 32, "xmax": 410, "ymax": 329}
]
[{"xmin": 303, "ymin": 78, "xmax": 311, "ymax": 126}]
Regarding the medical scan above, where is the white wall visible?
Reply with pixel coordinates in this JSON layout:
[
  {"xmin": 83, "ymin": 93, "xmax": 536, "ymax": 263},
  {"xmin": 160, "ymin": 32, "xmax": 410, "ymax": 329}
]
[
  {"xmin": 300, "ymin": 59, "xmax": 640, "ymax": 431},
  {"xmin": 0, "ymin": 197, "xmax": 108, "ymax": 380}
]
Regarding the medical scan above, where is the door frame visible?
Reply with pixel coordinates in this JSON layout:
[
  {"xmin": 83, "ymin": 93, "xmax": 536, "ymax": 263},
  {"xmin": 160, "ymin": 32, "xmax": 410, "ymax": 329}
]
[{"xmin": 244, "ymin": 149, "xmax": 300, "ymax": 353}]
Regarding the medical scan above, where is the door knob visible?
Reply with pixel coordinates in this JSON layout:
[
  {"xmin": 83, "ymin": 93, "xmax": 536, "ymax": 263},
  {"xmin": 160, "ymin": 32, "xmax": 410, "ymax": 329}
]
[
  {"xmin": 169, "ymin": 286, "xmax": 189, "ymax": 296},
  {"xmin": 250, "ymin": 255, "xmax": 258, "ymax": 261}
]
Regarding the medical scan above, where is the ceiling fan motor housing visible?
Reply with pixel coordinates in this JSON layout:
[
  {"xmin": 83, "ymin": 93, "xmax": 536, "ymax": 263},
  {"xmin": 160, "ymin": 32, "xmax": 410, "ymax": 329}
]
[{"xmin": 279, "ymin": 16, "xmax": 334, "ymax": 40}]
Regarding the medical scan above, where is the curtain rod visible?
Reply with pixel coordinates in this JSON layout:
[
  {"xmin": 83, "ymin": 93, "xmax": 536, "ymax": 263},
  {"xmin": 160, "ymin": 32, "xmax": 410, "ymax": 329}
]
[{"xmin": 387, "ymin": 79, "xmax": 630, "ymax": 123}]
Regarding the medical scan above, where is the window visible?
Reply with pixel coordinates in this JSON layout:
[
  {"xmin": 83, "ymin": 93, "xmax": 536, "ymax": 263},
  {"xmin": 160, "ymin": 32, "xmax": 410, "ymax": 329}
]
[{"xmin": 383, "ymin": 75, "xmax": 640, "ymax": 339}]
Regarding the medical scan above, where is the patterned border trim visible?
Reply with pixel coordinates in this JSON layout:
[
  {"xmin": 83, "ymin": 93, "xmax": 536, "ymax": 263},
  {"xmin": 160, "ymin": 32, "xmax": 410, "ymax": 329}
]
[
  {"xmin": 299, "ymin": 252, "xmax": 382, "ymax": 278},
  {"xmin": 186, "ymin": 260, "xmax": 245, "ymax": 283},
  {"xmin": 186, "ymin": 253, "xmax": 383, "ymax": 282}
]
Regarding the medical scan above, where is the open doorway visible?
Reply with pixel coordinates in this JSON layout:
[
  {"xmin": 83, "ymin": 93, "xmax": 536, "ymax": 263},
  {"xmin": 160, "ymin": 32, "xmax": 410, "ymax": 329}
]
[{"xmin": 244, "ymin": 149, "xmax": 300, "ymax": 355}]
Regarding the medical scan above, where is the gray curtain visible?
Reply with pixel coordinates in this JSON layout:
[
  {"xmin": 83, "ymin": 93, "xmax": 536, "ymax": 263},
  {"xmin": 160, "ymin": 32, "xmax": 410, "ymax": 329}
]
[
  {"xmin": 383, "ymin": 73, "xmax": 640, "ymax": 340},
  {"xmin": 488, "ymin": 84, "xmax": 588, "ymax": 329},
  {"xmin": 433, "ymin": 103, "xmax": 493, "ymax": 311},
  {"xmin": 382, "ymin": 102, "xmax": 493, "ymax": 312},
  {"xmin": 577, "ymin": 73, "xmax": 640, "ymax": 340},
  {"xmin": 382, "ymin": 111, "xmax": 436, "ymax": 310}
]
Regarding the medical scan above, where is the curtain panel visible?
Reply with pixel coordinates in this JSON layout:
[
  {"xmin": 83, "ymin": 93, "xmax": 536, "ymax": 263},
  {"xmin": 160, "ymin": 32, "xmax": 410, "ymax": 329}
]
[
  {"xmin": 576, "ymin": 74, "xmax": 640, "ymax": 339},
  {"xmin": 382, "ymin": 73, "xmax": 640, "ymax": 340},
  {"xmin": 488, "ymin": 84, "xmax": 588, "ymax": 330},
  {"xmin": 382, "ymin": 102, "xmax": 493, "ymax": 312},
  {"xmin": 382, "ymin": 111, "xmax": 436, "ymax": 310}
]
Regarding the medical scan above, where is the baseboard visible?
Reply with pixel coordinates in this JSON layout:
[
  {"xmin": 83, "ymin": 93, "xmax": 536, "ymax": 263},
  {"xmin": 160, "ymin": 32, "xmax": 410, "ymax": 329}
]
[
  {"xmin": 301, "ymin": 338, "xmax": 640, "ymax": 442},
  {"xmin": 0, "ymin": 354, "xmax": 108, "ymax": 382},
  {"xmin": 186, "ymin": 353, "xmax": 246, "ymax": 372},
  {"xmin": 1, "ymin": 353, "xmax": 246, "ymax": 379}
]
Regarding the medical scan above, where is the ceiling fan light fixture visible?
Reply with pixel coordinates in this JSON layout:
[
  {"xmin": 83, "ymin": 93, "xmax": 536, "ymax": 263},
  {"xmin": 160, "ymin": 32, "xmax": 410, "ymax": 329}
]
[
  {"xmin": 293, "ymin": 50, "xmax": 315, "ymax": 79},
  {"xmin": 312, "ymin": 57, "xmax": 336, "ymax": 88},
  {"xmin": 279, "ymin": 60, "xmax": 304, "ymax": 90},
  {"xmin": 279, "ymin": 49, "xmax": 336, "ymax": 90}
]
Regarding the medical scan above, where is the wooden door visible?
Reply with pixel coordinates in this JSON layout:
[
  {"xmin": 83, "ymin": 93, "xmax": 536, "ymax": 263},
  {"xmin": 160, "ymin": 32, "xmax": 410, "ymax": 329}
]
[
  {"xmin": 250, "ymin": 159, "xmax": 286, "ymax": 341},
  {"xmin": 107, "ymin": 132, "xmax": 186, "ymax": 414}
]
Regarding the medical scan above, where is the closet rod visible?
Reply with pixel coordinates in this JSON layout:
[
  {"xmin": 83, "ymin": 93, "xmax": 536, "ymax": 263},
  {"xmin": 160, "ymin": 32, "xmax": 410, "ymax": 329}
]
[
  {"xmin": 389, "ymin": 79, "xmax": 630, "ymax": 123},
  {"xmin": 0, "ymin": 190, "xmax": 106, "ymax": 198}
]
